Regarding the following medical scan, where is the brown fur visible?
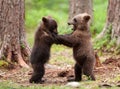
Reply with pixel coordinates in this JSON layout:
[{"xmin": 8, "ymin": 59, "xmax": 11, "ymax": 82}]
[
  {"xmin": 29, "ymin": 16, "xmax": 58, "ymax": 83},
  {"xmin": 55, "ymin": 13, "xmax": 96, "ymax": 81}
]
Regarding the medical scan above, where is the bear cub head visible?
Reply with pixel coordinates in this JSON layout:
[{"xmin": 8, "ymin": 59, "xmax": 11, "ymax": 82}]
[
  {"xmin": 42, "ymin": 16, "xmax": 58, "ymax": 35},
  {"xmin": 68, "ymin": 13, "xmax": 91, "ymax": 31}
]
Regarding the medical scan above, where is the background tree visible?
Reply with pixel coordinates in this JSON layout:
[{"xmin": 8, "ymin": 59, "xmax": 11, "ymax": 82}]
[
  {"xmin": 97, "ymin": 0, "xmax": 120, "ymax": 45},
  {"xmin": 69, "ymin": 0, "xmax": 93, "ymax": 22},
  {"xmin": 0, "ymin": 0, "xmax": 30, "ymax": 68}
]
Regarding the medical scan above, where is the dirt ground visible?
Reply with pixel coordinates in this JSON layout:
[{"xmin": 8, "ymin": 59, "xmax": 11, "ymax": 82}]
[{"xmin": 0, "ymin": 57, "xmax": 120, "ymax": 87}]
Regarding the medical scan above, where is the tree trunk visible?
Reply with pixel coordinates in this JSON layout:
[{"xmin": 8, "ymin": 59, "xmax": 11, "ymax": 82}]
[
  {"xmin": 0, "ymin": 0, "xmax": 30, "ymax": 68},
  {"xmin": 111, "ymin": 0, "xmax": 120, "ymax": 45},
  {"xmin": 69, "ymin": 0, "xmax": 93, "ymax": 23},
  {"xmin": 96, "ymin": 0, "xmax": 120, "ymax": 46}
]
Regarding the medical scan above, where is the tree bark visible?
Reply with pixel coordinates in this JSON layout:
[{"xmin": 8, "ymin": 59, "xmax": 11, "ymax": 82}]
[
  {"xmin": 96, "ymin": 0, "xmax": 120, "ymax": 46},
  {"xmin": 111, "ymin": 0, "xmax": 120, "ymax": 45},
  {"xmin": 0, "ymin": 0, "xmax": 30, "ymax": 68},
  {"xmin": 69, "ymin": 0, "xmax": 93, "ymax": 23}
]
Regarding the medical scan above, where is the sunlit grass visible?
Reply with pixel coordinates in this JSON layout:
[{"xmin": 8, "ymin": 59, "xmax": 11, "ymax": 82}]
[
  {"xmin": 50, "ymin": 45, "xmax": 74, "ymax": 65},
  {"xmin": 0, "ymin": 81, "xmax": 120, "ymax": 89}
]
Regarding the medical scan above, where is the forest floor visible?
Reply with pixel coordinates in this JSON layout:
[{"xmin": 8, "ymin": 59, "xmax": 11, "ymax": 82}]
[{"xmin": 0, "ymin": 52, "xmax": 120, "ymax": 89}]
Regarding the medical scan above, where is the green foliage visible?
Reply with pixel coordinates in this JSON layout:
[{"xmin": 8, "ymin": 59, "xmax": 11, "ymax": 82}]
[
  {"xmin": 25, "ymin": 0, "xmax": 69, "ymax": 34},
  {"xmin": 0, "ymin": 60, "xmax": 8, "ymax": 67},
  {"xmin": 94, "ymin": 24, "xmax": 114, "ymax": 51},
  {"xmin": 115, "ymin": 45, "xmax": 120, "ymax": 54},
  {"xmin": 91, "ymin": 0, "xmax": 108, "ymax": 36},
  {"xmin": 20, "ymin": 43, "xmax": 25, "ymax": 49},
  {"xmin": 94, "ymin": 34, "xmax": 110, "ymax": 50},
  {"xmin": 94, "ymin": 25, "xmax": 119, "ymax": 54},
  {"xmin": 26, "ymin": 0, "xmax": 68, "ymax": 12},
  {"xmin": 25, "ymin": 0, "xmax": 108, "ymax": 48},
  {"xmin": 106, "ymin": 38, "xmax": 116, "ymax": 49},
  {"xmin": 25, "ymin": 0, "xmax": 108, "ymax": 35}
]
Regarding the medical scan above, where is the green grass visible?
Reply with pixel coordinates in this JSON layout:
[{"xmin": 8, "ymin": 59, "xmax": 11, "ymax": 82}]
[
  {"xmin": 0, "ymin": 81, "xmax": 72, "ymax": 89},
  {"xmin": 0, "ymin": 81, "xmax": 68, "ymax": 89},
  {"xmin": 50, "ymin": 45, "xmax": 74, "ymax": 65},
  {"xmin": 0, "ymin": 81, "xmax": 120, "ymax": 89}
]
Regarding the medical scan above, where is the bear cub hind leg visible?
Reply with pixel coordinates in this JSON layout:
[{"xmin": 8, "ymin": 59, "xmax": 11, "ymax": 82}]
[
  {"xmin": 29, "ymin": 64, "xmax": 45, "ymax": 83},
  {"xmin": 67, "ymin": 63, "xmax": 82, "ymax": 82},
  {"xmin": 83, "ymin": 64, "xmax": 95, "ymax": 81},
  {"xmin": 74, "ymin": 63, "xmax": 82, "ymax": 81}
]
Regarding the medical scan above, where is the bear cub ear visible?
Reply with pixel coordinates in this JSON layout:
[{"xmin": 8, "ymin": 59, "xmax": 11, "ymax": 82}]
[
  {"xmin": 42, "ymin": 17, "xmax": 48, "ymax": 23},
  {"xmin": 83, "ymin": 15, "xmax": 91, "ymax": 22}
]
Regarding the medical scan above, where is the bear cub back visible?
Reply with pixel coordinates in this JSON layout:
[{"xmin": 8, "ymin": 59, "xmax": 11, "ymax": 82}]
[{"xmin": 30, "ymin": 16, "xmax": 58, "ymax": 64}]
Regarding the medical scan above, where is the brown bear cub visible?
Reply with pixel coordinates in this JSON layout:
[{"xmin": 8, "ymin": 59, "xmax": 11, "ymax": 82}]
[
  {"xmin": 55, "ymin": 13, "xmax": 96, "ymax": 81},
  {"xmin": 29, "ymin": 16, "xmax": 58, "ymax": 83}
]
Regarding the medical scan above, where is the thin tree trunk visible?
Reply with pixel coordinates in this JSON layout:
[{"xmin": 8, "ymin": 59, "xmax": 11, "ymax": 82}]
[
  {"xmin": 69, "ymin": 0, "xmax": 93, "ymax": 23},
  {"xmin": 96, "ymin": 0, "xmax": 120, "ymax": 45},
  {"xmin": 0, "ymin": 0, "xmax": 30, "ymax": 68}
]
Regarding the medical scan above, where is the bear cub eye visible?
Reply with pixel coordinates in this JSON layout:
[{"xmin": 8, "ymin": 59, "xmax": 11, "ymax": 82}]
[{"xmin": 74, "ymin": 18, "xmax": 77, "ymax": 23}]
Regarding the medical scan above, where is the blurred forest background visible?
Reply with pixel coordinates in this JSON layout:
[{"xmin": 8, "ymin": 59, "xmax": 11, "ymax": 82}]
[{"xmin": 25, "ymin": 0, "xmax": 108, "ymax": 47}]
